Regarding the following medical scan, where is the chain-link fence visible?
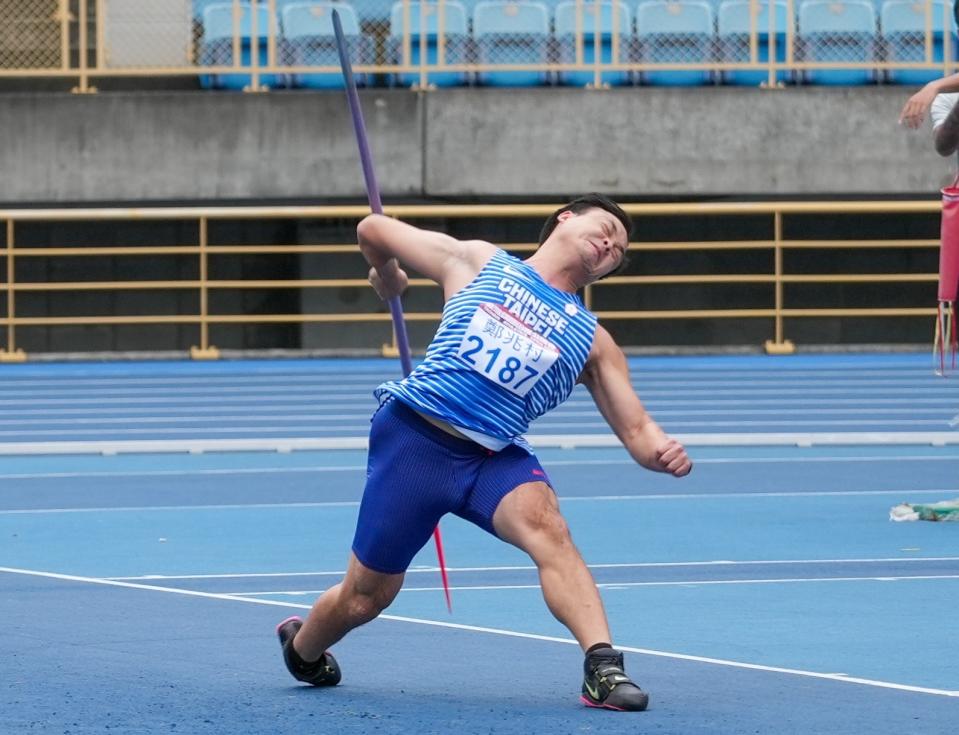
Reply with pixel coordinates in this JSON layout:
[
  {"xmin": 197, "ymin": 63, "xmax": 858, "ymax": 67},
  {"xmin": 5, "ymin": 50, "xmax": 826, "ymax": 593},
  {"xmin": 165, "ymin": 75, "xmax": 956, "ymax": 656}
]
[
  {"xmin": 0, "ymin": 0, "xmax": 958, "ymax": 88},
  {"xmin": 101, "ymin": 0, "xmax": 194, "ymax": 68},
  {"xmin": 0, "ymin": 0, "xmax": 69, "ymax": 70}
]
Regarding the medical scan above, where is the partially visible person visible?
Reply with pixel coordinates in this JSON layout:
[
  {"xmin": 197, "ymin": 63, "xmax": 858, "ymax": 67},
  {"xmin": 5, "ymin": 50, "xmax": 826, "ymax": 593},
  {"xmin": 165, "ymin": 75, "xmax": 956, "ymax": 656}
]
[{"xmin": 900, "ymin": 73, "xmax": 959, "ymax": 157}]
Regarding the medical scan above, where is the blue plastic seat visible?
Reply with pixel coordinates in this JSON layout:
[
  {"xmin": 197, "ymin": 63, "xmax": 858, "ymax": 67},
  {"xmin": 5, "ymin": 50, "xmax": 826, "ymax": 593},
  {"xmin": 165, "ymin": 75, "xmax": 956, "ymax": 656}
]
[
  {"xmin": 389, "ymin": 1, "xmax": 470, "ymax": 87},
  {"xmin": 797, "ymin": 0, "xmax": 877, "ymax": 84},
  {"xmin": 635, "ymin": 0, "xmax": 714, "ymax": 85},
  {"xmin": 718, "ymin": 1, "xmax": 791, "ymax": 85},
  {"xmin": 473, "ymin": 1, "xmax": 550, "ymax": 86},
  {"xmin": 555, "ymin": 1, "xmax": 633, "ymax": 86},
  {"xmin": 881, "ymin": 0, "xmax": 956, "ymax": 84},
  {"xmin": 199, "ymin": 3, "xmax": 282, "ymax": 89},
  {"xmin": 193, "ymin": 0, "xmax": 224, "ymax": 20},
  {"xmin": 281, "ymin": 2, "xmax": 373, "ymax": 88}
]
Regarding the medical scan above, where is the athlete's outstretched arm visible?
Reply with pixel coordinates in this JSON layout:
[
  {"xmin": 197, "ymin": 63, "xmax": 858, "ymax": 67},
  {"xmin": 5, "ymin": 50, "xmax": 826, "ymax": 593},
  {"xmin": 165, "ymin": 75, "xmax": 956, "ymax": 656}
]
[
  {"xmin": 357, "ymin": 214, "xmax": 495, "ymax": 298},
  {"xmin": 580, "ymin": 326, "xmax": 692, "ymax": 477}
]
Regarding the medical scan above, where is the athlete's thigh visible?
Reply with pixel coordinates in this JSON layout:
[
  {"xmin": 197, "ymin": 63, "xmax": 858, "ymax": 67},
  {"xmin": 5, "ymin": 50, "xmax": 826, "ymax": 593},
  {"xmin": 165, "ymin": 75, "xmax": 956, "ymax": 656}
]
[
  {"xmin": 456, "ymin": 444, "xmax": 554, "ymax": 537},
  {"xmin": 352, "ymin": 400, "xmax": 466, "ymax": 574}
]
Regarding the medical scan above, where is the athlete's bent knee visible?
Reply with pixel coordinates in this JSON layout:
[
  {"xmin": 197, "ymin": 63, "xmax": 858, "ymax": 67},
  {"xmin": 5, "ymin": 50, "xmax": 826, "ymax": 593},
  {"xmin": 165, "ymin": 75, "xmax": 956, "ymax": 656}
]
[
  {"xmin": 522, "ymin": 503, "xmax": 573, "ymax": 551},
  {"xmin": 343, "ymin": 591, "xmax": 389, "ymax": 624}
]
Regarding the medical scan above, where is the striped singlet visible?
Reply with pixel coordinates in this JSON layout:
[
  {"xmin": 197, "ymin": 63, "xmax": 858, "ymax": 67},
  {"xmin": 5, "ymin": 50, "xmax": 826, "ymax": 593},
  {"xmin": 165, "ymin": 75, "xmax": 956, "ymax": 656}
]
[{"xmin": 375, "ymin": 249, "xmax": 598, "ymax": 451}]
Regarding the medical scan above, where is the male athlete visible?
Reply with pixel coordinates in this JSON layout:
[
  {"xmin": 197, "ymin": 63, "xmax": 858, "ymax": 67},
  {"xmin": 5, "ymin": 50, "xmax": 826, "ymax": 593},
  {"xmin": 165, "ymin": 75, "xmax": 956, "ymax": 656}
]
[{"xmin": 276, "ymin": 194, "xmax": 693, "ymax": 711}]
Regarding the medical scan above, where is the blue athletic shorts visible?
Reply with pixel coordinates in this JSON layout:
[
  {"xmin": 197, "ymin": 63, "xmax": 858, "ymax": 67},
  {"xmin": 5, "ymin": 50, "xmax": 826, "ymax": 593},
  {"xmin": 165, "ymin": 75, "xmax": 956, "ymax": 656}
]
[{"xmin": 351, "ymin": 398, "xmax": 553, "ymax": 575}]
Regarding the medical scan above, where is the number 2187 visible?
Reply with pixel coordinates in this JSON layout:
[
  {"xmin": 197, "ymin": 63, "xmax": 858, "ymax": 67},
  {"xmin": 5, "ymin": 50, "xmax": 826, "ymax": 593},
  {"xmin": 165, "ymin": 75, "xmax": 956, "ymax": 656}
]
[{"xmin": 461, "ymin": 335, "xmax": 539, "ymax": 389}]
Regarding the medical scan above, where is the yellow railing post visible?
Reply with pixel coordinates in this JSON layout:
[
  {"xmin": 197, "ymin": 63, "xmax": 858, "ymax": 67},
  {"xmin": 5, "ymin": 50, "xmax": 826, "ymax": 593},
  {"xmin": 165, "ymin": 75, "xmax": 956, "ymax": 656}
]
[
  {"xmin": 402, "ymin": 0, "xmax": 412, "ymax": 79},
  {"xmin": 764, "ymin": 0, "xmax": 776, "ymax": 88},
  {"xmin": 574, "ymin": 0, "xmax": 583, "ymax": 74},
  {"xmin": 2, "ymin": 220, "xmax": 26, "ymax": 362},
  {"xmin": 785, "ymin": 0, "xmax": 795, "ymax": 78},
  {"xmin": 592, "ymin": 0, "xmax": 602, "ymax": 89},
  {"xmin": 942, "ymin": 0, "xmax": 953, "ymax": 76},
  {"xmin": 59, "ymin": 0, "xmax": 71, "ymax": 73},
  {"xmin": 382, "ymin": 330, "xmax": 401, "ymax": 358},
  {"xmin": 249, "ymin": 0, "xmax": 262, "ymax": 91},
  {"xmin": 418, "ymin": 0, "xmax": 429, "ymax": 90},
  {"xmin": 190, "ymin": 216, "xmax": 220, "ymax": 360},
  {"xmin": 72, "ymin": 0, "xmax": 95, "ymax": 93},
  {"xmin": 764, "ymin": 210, "xmax": 795, "ymax": 354}
]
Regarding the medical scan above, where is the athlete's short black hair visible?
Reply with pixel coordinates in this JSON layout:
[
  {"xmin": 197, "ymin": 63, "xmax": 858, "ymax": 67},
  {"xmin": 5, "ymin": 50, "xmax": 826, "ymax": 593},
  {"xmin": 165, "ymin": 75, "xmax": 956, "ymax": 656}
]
[{"xmin": 538, "ymin": 193, "xmax": 633, "ymax": 279}]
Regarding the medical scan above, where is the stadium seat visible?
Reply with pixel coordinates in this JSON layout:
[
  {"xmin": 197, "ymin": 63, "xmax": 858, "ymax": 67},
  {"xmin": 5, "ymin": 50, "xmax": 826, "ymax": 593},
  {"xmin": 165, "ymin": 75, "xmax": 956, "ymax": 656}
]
[
  {"xmin": 881, "ymin": 0, "xmax": 956, "ymax": 85},
  {"xmin": 281, "ymin": 2, "xmax": 373, "ymax": 88},
  {"xmin": 797, "ymin": 0, "xmax": 877, "ymax": 85},
  {"xmin": 194, "ymin": 0, "xmax": 224, "ymax": 20},
  {"xmin": 473, "ymin": 1, "xmax": 550, "ymax": 86},
  {"xmin": 717, "ymin": 0, "xmax": 791, "ymax": 85},
  {"xmin": 199, "ymin": 2, "xmax": 282, "ymax": 89},
  {"xmin": 389, "ymin": 1, "xmax": 471, "ymax": 87},
  {"xmin": 635, "ymin": 0, "xmax": 714, "ymax": 85},
  {"xmin": 555, "ymin": 0, "xmax": 633, "ymax": 86}
]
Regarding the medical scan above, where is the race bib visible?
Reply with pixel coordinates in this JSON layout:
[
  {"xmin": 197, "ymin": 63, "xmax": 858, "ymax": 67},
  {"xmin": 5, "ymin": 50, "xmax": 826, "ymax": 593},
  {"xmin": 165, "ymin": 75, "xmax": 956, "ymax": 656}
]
[{"xmin": 456, "ymin": 303, "xmax": 560, "ymax": 397}]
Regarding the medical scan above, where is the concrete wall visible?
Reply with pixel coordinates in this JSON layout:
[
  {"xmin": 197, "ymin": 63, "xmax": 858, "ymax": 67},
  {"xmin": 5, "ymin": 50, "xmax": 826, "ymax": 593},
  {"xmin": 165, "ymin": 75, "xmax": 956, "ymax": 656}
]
[{"xmin": 0, "ymin": 86, "xmax": 954, "ymax": 203}]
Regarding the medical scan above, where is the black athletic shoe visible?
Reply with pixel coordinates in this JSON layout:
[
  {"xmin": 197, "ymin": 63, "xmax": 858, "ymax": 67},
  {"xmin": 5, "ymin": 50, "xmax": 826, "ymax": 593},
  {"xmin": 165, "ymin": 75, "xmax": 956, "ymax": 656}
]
[
  {"xmin": 581, "ymin": 647, "xmax": 649, "ymax": 711},
  {"xmin": 276, "ymin": 616, "xmax": 341, "ymax": 687}
]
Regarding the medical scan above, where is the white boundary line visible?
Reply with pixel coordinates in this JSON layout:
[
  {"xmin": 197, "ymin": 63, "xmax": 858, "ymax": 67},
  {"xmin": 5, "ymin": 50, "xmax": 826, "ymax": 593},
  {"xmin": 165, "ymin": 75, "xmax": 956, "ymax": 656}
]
[
  {"xmin": 103, "ymin": 557, "xmax": 959, "ymax": 581},
  {"xmin": 0, "ymin": 565, "xmax": 955, "ymax": 699},
  {"xmin": 0, "ymin": 431, "xmax": 958, "ymax": 455},
  {"xmin": 231, "ymin": 574, "xmax": 959, "ymax": 595},
  {"xmin": 2, "ymin": 488, "xmax": 956, "ymax": 516},
  {"xmin": 1, "ymin": 453, "xmax": 957, "ymax": 482},
  {"xmin": 1, "ymin": 453, "xmax": 958, "ymax": 482},
  {"xmin": 2, "ymin": 407, "xmax": 955, "ymax": 428}
]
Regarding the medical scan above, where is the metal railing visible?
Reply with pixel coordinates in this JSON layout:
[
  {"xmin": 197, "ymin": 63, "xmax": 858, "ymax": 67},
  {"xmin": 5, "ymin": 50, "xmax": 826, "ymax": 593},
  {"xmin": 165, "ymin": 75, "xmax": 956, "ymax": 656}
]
[
  {"xmin": 0, "ymin": 200, "xmax": 943, "ymax": 361},
  {"xmin": 0, "ymin": 0, "xmax": 956, "ymax": 92}
]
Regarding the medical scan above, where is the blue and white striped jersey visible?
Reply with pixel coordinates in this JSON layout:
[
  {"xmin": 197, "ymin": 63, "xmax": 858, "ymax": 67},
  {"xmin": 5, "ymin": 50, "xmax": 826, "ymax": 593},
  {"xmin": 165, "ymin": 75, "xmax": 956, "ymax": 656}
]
[{"xmin": 375, "ymin": 249, "xmax": 598, "ymax": 451}]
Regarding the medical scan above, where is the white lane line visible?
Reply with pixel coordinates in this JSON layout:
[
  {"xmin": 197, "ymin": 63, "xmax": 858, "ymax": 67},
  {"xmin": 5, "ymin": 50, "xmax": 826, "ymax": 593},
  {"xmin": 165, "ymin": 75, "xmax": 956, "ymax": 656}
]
[
  {"xmin": 1, "ymin": 431, "xmax": 958, "ymax": 455},
  {"xmin": 2, "ymin": 488, "xmax": 956, "ymax": 516},
  {"xmin": 0, "ymin": 565, "xmax": 955, "ymax": 699},
  {"xmin": 1, "ymin": 419, "xmax": 954, "ymax": 439},
  {"xmin": 0, "ymin": 386, "xmax": 956, "ymax": 408},
  {"xmin": 0, "ymin": 426, "xmax": 371, "ymax": 438},
  {"xmin": 4, "ymin": 397, "xmax": 958, "ymax": 416},
  {"xmin": 0, "ymin": 465, "xmax": 367, "ymax": 480},
  {"xmin": 0, "ymin": 375, "xmax": 949, "ymax": 392},
  {"xmin": 230, "ymin": 574, "xmax": 959, "ymax": 595},
  {"xmin": 0, "ymin": 501, "xmax": 362, "ymax": 515},
  {"xmin": 2, "ymin": 453, "xmax": 957, "ymax": 481},
  {"xmin": 0, "ymin": 414, "xmax": 374, "ymax": 427},
  {"xmin": 540, "ymin": 420, "xmax": 954, "ymax": 429},
  {"xmin": 559, "ymin": 488, "xmax": 959, "ymax": 501},
  {"xmin": 4, "ymin": 488, "xmax": 957, "ymax": 516},
  {"xmin": 5, "ymin": 407, "xmax": 958, "ymax": 427},
  {"xmin": 0, "ymin": 368, "xmax": 936, "ymax": 386},
  {"xmin": 102, "ymin": 557, "xmax": 959, "ymax": 581}
]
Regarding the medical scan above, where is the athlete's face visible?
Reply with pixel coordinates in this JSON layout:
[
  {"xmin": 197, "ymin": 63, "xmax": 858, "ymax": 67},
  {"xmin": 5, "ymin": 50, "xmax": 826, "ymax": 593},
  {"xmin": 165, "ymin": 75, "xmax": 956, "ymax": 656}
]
[{"xmin": 555, "ymin": 208, "xmax": 629, "ymax": 280}]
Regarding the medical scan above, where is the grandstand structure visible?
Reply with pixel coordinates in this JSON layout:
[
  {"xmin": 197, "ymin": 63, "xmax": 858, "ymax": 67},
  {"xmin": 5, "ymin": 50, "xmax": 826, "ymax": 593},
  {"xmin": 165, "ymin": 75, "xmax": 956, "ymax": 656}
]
[
  {"xmin": 1, "ymin": 1, "xmax": 958, "ymax": 358},
  {"xmin": 0, "ymin": 0, "xmax": 956, "ymax": 91}
]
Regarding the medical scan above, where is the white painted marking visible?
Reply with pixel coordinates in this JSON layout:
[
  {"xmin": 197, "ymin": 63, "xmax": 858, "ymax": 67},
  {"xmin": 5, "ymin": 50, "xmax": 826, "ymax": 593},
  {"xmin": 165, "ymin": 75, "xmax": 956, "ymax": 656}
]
[
  {"xmin": 4, "ymin": 486, "xmax": 957, "ymax": 517},
  {"xmin": 3, "ymin": 488, "xmax": 956, "ymax": 516},
  {"xmin": 104, "ymin": 557, "xmax": 959, "ymax": 581},
  {"xmin": 230, "ymin": 574, "xmax": 959, "ymax": 596},
  {"xmin": 0, "ymin": 431, "xmax": 957, "ymax": 455},
  {"xmin": 0, "ymin": 453, "xmax": 956, "ymax": 481},
  {"xmin": 0, "ymin": 565, "xmax": 954, "ymax": 698},
  {"xmin": 3, "ymin": 406, "xmax": 956, "ymax": 428}
]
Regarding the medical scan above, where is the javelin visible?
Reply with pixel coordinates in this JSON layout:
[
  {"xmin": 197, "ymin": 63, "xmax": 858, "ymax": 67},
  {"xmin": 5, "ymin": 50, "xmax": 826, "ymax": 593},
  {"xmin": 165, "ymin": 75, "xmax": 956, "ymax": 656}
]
[{"xmin": 331, "ymin": 9, "xmax": 452, "ymax": 613}]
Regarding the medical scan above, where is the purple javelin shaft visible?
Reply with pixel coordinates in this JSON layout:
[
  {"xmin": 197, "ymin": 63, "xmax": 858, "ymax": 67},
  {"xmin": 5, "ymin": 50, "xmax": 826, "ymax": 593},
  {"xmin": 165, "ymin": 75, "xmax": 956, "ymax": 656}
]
[{"xmin": 332, "ymin": 9, "xmax": 413, "ymax": 377}]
